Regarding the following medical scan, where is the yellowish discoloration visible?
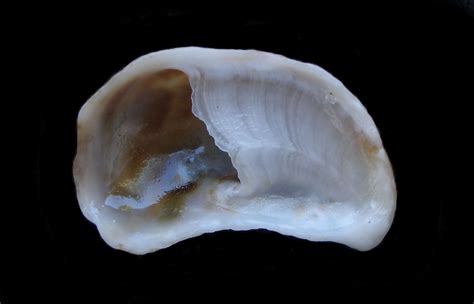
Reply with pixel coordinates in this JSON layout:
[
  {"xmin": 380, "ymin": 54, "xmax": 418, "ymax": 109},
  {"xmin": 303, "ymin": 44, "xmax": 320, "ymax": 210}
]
[
  {"xmin": 119, "ymin": 205, "xmax": 131, "ymax": 212},
  {"xmin": 110, "ymin": 177, "xmax": 141, "ymax": 200},
  {"xmin": 144, "ymin": 182, "xmax": 197, "ymax": 221},
  {"xmin": 358, "ymin": 133, "xmax": 379, "ymax": 161}
]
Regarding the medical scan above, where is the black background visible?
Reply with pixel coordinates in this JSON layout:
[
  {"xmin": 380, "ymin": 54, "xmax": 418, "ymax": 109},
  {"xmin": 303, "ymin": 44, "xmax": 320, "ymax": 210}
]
[{"xmin": 7, "ymin": 1, "xmax": 474, "ymax": 303}]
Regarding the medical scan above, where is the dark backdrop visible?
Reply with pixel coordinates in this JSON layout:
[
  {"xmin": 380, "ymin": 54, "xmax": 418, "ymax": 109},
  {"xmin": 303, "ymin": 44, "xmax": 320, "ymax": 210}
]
[{"xmin": 9, "ymin": 2, "xmax": 474, "ymax": 303}]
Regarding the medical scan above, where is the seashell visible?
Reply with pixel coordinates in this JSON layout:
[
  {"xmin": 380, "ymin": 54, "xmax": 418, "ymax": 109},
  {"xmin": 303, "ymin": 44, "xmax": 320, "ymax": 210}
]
[{"xmin": 73, "ymin": 47, "xmax": 396, "ymax": 254}]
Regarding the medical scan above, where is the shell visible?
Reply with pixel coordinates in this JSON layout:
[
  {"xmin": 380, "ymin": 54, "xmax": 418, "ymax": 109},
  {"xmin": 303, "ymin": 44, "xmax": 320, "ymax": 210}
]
[{"xmin": 73, "ymin": 47, "xmax": 396, "ymax": 254}]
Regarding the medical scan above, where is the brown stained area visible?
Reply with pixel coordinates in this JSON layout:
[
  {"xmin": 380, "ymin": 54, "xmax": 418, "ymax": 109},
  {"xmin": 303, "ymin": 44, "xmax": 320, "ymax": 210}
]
[
  {"xmin": 143, "ymin": 182, "xmax": 197, "ymax": 221},
  {"xmin": 357, "ymin": 133, "xmax": 380, "ymax": 162},
  {"xmin": 96, "ymin": 69, "xmax": 238, "ymax": 220},
  {"xmin": 103, "ymin": 69, "xmax": 213, "ymax": 199}
]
